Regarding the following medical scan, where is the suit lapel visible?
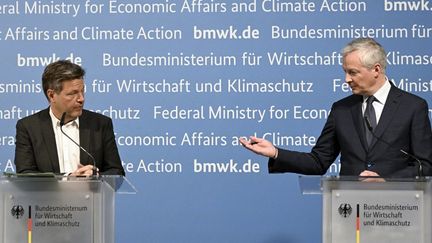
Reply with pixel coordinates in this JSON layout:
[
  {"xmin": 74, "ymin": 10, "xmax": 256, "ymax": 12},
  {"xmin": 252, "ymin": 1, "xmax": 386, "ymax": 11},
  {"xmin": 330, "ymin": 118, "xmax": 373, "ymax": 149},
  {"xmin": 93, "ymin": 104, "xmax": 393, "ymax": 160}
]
[
  {"xmin": 79, "ymin": 111, "xmax": 92, "ymax": 165},
  {"xmin": 40, "ymin": 108, "xmax": 61, "ymax": 173},
  {"xmin": 350, "ymin": 95, "xmax": 369, "ymax": 152},
  {"xmin": 369, "ymin": 86, "xmax": 402, "ymax": 149}
]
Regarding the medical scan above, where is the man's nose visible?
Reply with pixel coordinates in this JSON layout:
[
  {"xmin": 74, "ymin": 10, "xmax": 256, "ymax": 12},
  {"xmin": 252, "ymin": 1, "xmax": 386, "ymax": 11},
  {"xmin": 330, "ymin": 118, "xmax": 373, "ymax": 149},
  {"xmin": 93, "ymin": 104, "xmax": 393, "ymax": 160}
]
[
  {"xmin": 77, "ymin": 92, "xmax": 84, "ymax": 103},
  {"xmin": 345, "ymin": 73, "xmax": 352, "ymax": 83}
]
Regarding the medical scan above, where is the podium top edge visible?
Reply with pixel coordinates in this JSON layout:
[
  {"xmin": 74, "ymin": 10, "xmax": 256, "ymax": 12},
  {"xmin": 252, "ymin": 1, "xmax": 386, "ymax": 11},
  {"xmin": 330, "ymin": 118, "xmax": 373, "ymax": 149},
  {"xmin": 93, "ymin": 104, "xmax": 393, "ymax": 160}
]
[
  {"xmin": 2, "ymin": 173, "xmax": 124, "ymax": 180},
  {"xmin": 299, "ymin": 175, "xmax": 431, "ymax": 182},
  {"xmin": 1, "ymin": 174, "xmax": 137, "ymax": 193},
  {"xmin": 298, "ymin": 175, "xmax": 432, "ymax": 195}
]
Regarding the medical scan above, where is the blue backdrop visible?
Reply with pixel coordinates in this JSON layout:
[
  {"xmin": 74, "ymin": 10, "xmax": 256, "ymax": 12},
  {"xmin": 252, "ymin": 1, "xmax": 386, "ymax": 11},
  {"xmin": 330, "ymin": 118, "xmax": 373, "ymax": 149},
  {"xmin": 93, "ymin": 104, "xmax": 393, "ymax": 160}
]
[{"xmin": 0, "ymin": 0, "xmax": 431, "ymax": 242}]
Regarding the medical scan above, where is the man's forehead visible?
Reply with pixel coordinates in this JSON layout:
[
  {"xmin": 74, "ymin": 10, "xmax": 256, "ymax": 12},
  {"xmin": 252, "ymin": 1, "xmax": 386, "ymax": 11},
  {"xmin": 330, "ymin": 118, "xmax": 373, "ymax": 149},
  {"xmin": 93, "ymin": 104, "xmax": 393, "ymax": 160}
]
[
  {"xmin": 61, "ymin": 79, "xmax": 84, "ymax": 89},
  {"xmin": 62, "ymin": 79, "xmax": 84, "ymax": 85}
]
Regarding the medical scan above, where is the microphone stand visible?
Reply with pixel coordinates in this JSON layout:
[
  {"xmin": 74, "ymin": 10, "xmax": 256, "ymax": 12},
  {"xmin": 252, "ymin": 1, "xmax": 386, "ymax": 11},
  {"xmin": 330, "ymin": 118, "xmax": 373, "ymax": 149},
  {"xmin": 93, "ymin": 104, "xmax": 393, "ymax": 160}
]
[
  {"xmin": 60, "ymin": 112, "xmax": 98, "ymax": 178},
  {"xmin": 364, "ymin": 116, "xmax": 423, "ymax": 179}
]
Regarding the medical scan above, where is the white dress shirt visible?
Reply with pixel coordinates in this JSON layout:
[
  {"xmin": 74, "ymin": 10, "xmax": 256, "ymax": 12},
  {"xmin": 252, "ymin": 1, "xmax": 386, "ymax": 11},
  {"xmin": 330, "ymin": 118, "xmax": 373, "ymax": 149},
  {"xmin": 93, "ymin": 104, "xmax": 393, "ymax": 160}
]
[
  {"xmin": 49, "ymin": 109, "xmax": 80, "ymax": 174},
  {"xmin": 362, "ymin": 78, "xmax": 391, "ymax": 124}
]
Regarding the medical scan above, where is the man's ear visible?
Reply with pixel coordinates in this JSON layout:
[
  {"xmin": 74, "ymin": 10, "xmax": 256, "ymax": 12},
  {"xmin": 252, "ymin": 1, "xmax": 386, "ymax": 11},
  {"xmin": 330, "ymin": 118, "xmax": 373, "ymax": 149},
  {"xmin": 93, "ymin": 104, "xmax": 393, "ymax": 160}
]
[
  {"xmin": 47, "ymin": 89, "xmax": 56, "ymax": 102},
  {"xmin": 373, "ymin": 63, "xmax": 382, "ymax": 78}
]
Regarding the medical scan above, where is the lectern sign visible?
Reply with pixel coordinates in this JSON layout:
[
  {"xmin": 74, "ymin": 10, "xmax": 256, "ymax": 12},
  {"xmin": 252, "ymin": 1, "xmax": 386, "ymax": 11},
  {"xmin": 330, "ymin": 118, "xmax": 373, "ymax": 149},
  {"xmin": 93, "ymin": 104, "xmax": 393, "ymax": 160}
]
[
  {"xmin": 331, "ymin": 190, "xmax": 422, "ymax": 242},
  {"xmin": 5, "ymin": 190, "xmax": 94, "ymax": 243},
  {"xmin": 320, "ymin": 178, "xmax": 431, "ymax": 243}
]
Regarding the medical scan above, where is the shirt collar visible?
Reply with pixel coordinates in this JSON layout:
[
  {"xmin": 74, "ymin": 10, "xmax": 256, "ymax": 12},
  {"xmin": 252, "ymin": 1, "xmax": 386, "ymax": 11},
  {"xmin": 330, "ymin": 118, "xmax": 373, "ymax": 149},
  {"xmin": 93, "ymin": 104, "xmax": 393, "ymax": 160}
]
[
  {"xmin": 363, "ymin": 77, "xmax": 391, "ymax": 105},
  {"xmin": 49, "ymin": 107, "xmax": 80, "ymax": 128}
]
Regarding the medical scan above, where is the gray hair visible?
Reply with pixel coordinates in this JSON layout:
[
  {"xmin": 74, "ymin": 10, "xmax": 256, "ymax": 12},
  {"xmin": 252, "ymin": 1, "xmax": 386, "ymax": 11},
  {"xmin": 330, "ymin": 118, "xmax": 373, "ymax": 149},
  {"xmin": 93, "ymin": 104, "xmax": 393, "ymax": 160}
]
[{"xmin": 342, "ymin": 38, "xmax": 387, "ymax": 73}]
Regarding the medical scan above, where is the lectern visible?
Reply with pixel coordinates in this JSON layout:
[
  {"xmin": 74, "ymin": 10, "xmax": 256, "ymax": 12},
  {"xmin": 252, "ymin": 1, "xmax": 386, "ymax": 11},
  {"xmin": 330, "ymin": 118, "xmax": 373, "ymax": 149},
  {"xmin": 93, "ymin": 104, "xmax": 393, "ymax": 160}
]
[
  {"xmin": 299, "ymin": 176, "xmax": 432, "ymax": 243},
  {"xmin": 0, "ymin": 175, "xmax": 136, "ymax": 243}
]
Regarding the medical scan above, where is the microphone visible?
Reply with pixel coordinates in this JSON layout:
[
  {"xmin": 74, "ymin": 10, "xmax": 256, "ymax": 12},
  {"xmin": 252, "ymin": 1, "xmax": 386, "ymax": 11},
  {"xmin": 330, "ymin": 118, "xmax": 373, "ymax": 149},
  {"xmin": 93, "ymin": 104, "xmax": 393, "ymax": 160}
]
[
  {"xmin": 364, "ymin": 116, "xmax": 423, "ymax": 178},
  {"xmin": 60, "ymin": 112, "xmax": 98, "ymax": 177}
]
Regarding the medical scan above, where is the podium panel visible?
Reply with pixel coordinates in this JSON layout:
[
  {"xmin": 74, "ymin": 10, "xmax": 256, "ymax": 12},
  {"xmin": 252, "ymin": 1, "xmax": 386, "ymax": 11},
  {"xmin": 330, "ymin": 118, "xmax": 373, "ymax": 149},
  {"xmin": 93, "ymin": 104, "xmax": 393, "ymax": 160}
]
[
  {"xmin": 0, "ymin": 175, "xmax": 135, "ymax": 243},
  {"xmin": 300, "ymin": 176, "xmax": 432, "ymax": 243}
]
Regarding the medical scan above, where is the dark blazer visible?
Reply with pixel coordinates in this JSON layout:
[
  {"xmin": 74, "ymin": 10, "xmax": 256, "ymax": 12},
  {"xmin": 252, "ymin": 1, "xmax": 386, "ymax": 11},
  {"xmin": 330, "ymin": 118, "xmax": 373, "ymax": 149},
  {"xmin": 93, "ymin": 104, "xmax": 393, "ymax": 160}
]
[
  {"xmin": 15, "ymin": 108, "xmax": 125, "ymax": 176},
  {"xmin": 269, "ymin": 84, "xmax": 432, "ymax": 177}
]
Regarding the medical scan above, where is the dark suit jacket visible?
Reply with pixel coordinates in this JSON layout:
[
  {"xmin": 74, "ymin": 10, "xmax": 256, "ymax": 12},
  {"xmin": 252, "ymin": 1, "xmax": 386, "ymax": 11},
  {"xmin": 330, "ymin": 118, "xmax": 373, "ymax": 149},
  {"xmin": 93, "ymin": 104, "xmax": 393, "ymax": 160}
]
[
  {"xmin": 269, "ymin": 84, "xmax": 432, "ymax": 177},
  {"xmin": 14, "ymin": 108, "xmax": 125, "ymax": 176}
]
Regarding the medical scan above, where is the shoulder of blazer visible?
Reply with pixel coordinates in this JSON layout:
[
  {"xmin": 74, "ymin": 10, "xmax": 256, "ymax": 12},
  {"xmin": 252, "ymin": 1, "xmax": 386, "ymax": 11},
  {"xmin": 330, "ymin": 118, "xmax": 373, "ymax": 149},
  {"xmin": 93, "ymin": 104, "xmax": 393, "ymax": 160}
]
[
  {"xmin": 79, "ymin": 109, "xmax": 112, "ymax": 127},
  {"xmin": 388, "ymin": 83, "xmax": 427, "ymax": 106},
  {"xmin": 18, "ymin": 107, "xmax": 51, "ymax": 125},
  {"xmin": 332, "ymin": 94, "xmax": 363, "ymax": 110}
]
